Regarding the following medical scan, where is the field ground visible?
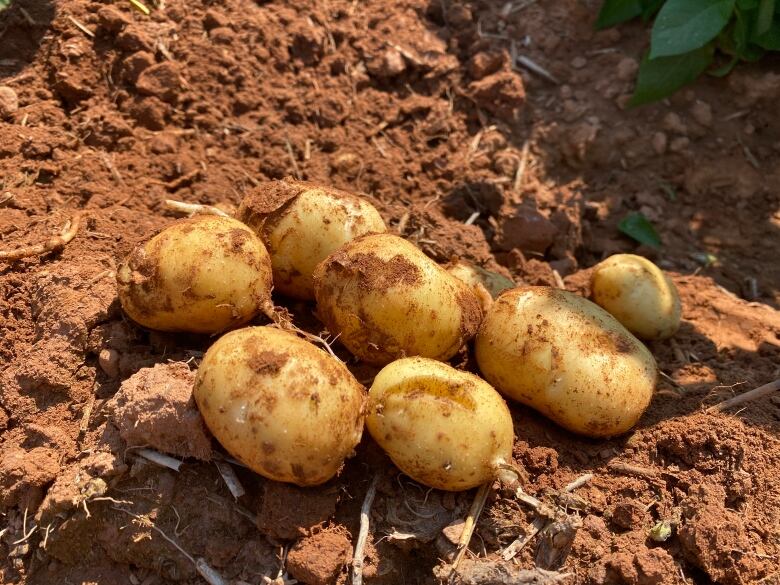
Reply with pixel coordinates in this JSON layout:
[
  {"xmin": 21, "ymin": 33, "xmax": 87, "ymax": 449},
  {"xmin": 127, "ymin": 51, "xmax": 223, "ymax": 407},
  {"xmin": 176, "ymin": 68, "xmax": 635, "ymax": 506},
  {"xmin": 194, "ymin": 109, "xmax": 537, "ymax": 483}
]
[{"xmin": 1, "ymin": 0, "xmax": 779, "ymax": 583}]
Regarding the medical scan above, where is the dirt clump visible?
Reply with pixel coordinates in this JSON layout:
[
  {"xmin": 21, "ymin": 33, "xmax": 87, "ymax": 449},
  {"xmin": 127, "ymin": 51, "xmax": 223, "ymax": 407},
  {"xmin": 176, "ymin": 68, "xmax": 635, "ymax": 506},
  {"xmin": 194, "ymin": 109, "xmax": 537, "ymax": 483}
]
[
  {"xmin": 287, "ymin": 529, "xmax": 353, "ymax": 585},
  {"xmin": 0, "ymin": 446, "xmax": 59, "ymax": 510},
  {"xmin": 106, "ymin": 362, "xmax": 212, "ymax": 460}
]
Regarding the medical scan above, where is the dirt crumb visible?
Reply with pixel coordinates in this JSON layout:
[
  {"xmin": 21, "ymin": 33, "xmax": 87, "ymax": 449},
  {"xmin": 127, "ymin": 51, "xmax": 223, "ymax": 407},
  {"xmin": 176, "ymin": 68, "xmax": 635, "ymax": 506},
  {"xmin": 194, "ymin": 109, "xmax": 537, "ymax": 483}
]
[
  {"xmin": 0, "ymin": 446, "xmax": 60, "ymax": 511},
  {"xmin": 286, "ymin": 529, "xmax": 352, "ymax": 585},
  {"xmin": 106, "ymin": 362, "xmax": 212, "ymax": 460}
]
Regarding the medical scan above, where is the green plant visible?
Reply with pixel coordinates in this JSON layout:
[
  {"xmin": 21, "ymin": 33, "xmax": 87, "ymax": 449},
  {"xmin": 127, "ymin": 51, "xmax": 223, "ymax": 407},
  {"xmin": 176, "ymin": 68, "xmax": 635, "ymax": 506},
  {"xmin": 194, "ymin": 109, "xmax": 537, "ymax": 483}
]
[{"xmin": 597, "ymin": 0, "xmax": 780, "ymax": 105}]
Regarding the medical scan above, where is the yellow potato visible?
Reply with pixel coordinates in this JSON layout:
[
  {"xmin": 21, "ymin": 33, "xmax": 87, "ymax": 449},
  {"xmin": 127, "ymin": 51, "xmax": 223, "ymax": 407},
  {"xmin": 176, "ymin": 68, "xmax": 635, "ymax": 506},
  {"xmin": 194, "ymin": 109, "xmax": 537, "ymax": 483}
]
[
  {"xmin": 591, "ymin": 254, "xmax": 681, "ymax": 340},
  {"xmin": 238, "ymin": 179, "xmax": 387, "ymax": 300},
  {"xmin": 475, "ymin": 287, "xmax": 657, "ymax": 437},
  {"xmin": 194, "ymin": 326, "xmax": 366, "ymax": 486},
  {"xmin": 366, "ymin": 357, "xmax": 514, "ymax": 491},
  {"xmin": 447, "ymin": 260, "xmax": 515, "ymax": 312},
  {"xmin": 313, "ymin": 233, "xmax": 483, "ymax": 366},
  {"xmin": 117, "ymin": 216, "xmax": 273, "ymax": 334}
]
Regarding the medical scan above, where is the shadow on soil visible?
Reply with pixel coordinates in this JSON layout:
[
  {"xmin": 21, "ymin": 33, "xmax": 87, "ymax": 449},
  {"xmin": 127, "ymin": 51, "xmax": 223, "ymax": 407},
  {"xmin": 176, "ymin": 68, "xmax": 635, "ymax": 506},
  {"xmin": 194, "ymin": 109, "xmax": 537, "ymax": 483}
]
[{"xmin": 0, "ymin": 0, "xmax": 55, "ymax": 80}]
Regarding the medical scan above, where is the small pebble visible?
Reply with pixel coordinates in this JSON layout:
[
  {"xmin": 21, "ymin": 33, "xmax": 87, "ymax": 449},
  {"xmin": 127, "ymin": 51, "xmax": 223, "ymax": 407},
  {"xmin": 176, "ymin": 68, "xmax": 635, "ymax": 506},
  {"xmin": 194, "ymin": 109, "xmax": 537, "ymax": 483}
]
[
  {"xmin": 99, "ymin": 348, "xmax": 120, "ymax": 378},
  {"xmin": 616, "ymin": 57, "xmax": 638, "ymax": 81},
  {"xmin": 571, "ymin": 56, "xmax": 587, "ymax": 69},
  {"xmin": 662, "ymin": 112, "xmax": 687, "ymax": 135},
  {"xmin": 0, "ymin": 86, "xmax": 19, "ymax": 119},
  {"xmin": 669, "ymin": 136, "xmax": 690, "ymax": 152},
  {"xmin": 652, "ymin": 132, "xmax": 668, "ymax": 155},
  {"xmin": 690, "ymin": 101, "xmax": 712, "ymax": 127}
]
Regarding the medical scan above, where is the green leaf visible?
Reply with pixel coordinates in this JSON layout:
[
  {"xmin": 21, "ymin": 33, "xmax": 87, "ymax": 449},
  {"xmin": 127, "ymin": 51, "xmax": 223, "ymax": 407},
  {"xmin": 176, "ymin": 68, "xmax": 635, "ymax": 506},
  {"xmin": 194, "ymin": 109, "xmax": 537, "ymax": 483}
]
[
  {"xmin": 736, "ymin": 0, "xmax": 759, "ymax": 9},
  {"xmin": 650, "ymin": 0, "xmax": 736, "ymax": 57},
  {"xmin": 708, "ymin": 55, "xmax": 739, "ymax": 76},
  {"xmin": 724, "ymin": 6, "xmax": 767, "ymax": 59},
  {"xmin": 596, "ymin": 0, "xmax": 643, "ymax": 28},
  {"xmin": 640, "ymin": 0, "xmax": 666, "ymax": 20},
  {"xmin": 753, "ymin": 21, "xmax": 780, "ymax": 48},
  {"xmin": 756, "ymin": 0, "xmax": 775, "ymax": 33},
  {"xmin": 629, "ymin": 45, "xmax": 714, "ymax": 106},
  {"xmin": 618, "ymin": 212, "xmax": 662, "ymax": 248}
]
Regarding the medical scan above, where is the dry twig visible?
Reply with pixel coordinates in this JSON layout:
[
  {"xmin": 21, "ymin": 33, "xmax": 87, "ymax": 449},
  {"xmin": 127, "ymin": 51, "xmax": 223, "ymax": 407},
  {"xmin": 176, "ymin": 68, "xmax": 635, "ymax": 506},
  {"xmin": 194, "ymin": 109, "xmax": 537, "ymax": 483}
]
[
  {"xmin": 352, "ymin": 474, "xmax": 380, "ymax": 585},
  {"xmin": 135, "ymin": 448, "xmax": 183, "ymax": 472},
  {"xmin": 164, "ymin": 199, "xmax": 231, "ymax": 218},
  {"xmin": 706, "ymin": 378, "xmax": 780, "ymax": 413},
  {"xmin": 564, "ymin": 473, "xmax": 593, "ymax": 493},
  {"xmin": 449, "ymin": 483, "xmax": 491, "ymax": 579}
]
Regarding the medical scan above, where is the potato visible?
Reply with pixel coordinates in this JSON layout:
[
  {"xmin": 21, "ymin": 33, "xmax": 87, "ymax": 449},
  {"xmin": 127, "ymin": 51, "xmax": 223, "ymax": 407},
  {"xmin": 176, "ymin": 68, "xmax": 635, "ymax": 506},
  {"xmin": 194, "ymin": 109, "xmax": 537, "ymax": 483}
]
[
  {"xmin": 591, "ymin": 254, "xmax": 681, "ymax": 340},
  {"xmin": 313, "ymin": 233, "xmax": 483, "ymax": 366},
  {"xmin": 117, "ymin": 216, "xmax": 273, "ymax": 334},
  {"xmin": 475, "ymin": 287, "xmax": 657, "ymax": 437},
  {"xmin": 238, "ymin": 179, "xmax": 387, "ymax": 300},
  {"xmin": 194, "ymin": 326, "xmax": 366, "ymax": 486},
  {"xmin": 447, "ymin": 260, "xmax": 515, "ymax": 312},
  {"xmin": 366, "ymin": 357, "xmax": 514, "ymax": 491}
]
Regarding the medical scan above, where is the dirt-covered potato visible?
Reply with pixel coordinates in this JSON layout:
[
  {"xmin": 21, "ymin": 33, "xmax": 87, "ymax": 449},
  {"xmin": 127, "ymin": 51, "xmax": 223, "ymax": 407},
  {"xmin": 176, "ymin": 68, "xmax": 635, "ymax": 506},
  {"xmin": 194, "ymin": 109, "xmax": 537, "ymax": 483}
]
[
  {"xmin": 238, "ymin": 179, "xmax": 387, "ymax": 300},
  {"xmin": 194, "ymin": 326, "xmax": 366, "ymax": 486},
  {"xmin": 366, "ymin": 357, "xmax": 514, "ymax": 491},
  {"xmin": 313, "ymin": 233, "xmax": 483, "ymax": 366},
  {"xmin": 475, "ymin": 287, "xmax": 657, "ymax": 437},
  {"xmin": 447, "ymin": 260, "xmax": 515, "ymax": 312},
  {"xmin": 591, "ymin": 254, "xmax": 682, "ymax": 340},
  {"xmin": 117, "ymin": 216, "xmax": 273, "ymax": 334}
]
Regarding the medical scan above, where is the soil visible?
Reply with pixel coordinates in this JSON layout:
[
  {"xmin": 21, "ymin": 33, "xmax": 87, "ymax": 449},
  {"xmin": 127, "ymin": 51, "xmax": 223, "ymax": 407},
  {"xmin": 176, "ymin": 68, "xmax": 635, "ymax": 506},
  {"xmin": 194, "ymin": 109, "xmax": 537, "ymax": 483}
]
[{"xmin": 1, "ymin": 0, "xmax": 779, "ymax": 584}]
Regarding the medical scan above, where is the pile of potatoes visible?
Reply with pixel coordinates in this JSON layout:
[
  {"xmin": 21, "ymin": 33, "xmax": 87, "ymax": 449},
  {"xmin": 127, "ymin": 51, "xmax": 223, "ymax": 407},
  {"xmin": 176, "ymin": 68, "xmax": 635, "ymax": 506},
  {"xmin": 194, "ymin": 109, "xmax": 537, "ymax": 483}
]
[{"xmin": 117, "ymin": 178, "xmax": 680, "ymax": 490}]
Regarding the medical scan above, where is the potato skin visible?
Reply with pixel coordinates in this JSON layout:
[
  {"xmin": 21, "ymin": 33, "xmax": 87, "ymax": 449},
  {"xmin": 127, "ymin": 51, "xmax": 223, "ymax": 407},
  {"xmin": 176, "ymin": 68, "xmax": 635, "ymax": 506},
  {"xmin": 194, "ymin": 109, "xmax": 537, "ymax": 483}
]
[
  {"xmin": 591, "ymin": 254, "xmax": 682, "ymax": 340},
  {"xmin": 116, "ymin": 216, "xmax": 272, "ymax": 334},
  {"xmin": 475, "ymin": 287, "xmax": 657, "ymax": 438},
  {"xmin": 366, "ymin": 357, "xmax": 514, "ymax": 491},
  {"xmin": 447, "ymin": 260, "xmax": 515, "ymax": 313},
  {"xmin": 238, "ymin": 179, "xmax": 387, "ymax": 300},
  {"xmin": 194, "ymin": 326, "xmax": 366, "ymax": 486},
  {"xmin": 313, "ymin": 234, "xmax": 483, "ymax": 366}
]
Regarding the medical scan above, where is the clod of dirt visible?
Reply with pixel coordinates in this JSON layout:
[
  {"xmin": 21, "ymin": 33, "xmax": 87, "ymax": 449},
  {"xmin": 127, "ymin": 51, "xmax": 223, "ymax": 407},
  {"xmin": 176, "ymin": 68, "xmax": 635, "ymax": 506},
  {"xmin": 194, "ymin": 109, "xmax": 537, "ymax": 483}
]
[
  {"xmin": 120, "ymin": 51, "xmax": 155, "ymax": 84},
  {"xmin": 607, "ymin": 500, "xmax": 646, "ymax": 530},
  {"xmin": 678, "ymin": 484, "xmax": 765, "ymax": 584},
  {"xmin": 494, "ymin": 202, "xmax": 557, "ymax": 254},
  {"xmin": 591, "ymin": 547, "xmax": 685, "ymax": 585},
  {"xmin": 469, "ymin": 71, "xmax": 526, "ymax": 123},
  {"xmin": 366, "ymin": 48, "xmax": 406, "ymax": 78},
  {"xmin": 256, "ymin": 481, "xmax": 339, "ymax": 540},
  {"xmin": 441, "ymin": 559, "xmax": 570, "ymax": 585},
  {"xmin": 96, "ymin": 5, "xmax": 131, "ymax": 34},
  {"xmin": 286, "ymin": 529, "xmax": 352, "ymax": 585},
  {"xmin": 136, "ymin": 62, "xmax": 182, "ymax": 103},
  {"xmin": 106, "ymin": 362, "xmax": 212, "ymax": 460},
  {"xmin": 0, "ymin": 446, "xmax": 60, "ymax": 510},
  {"xmin": 35, "ymin": 447, "xmax": 127, "ymax": 526},
  {"xmin": 468, "ymin": 51, "xmax": 506, "ymax": 80},
  {"xmin": 0, "ymin": 86, "xmax": 19, "ymax": 119}
]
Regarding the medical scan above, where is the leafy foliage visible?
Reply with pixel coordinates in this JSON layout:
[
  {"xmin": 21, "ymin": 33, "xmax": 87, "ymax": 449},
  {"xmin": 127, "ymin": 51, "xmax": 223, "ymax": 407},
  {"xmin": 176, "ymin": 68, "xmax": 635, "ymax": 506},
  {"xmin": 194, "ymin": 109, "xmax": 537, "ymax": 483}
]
[
  {"xmin": 597, "ymin": 0, "xmax": 780, "ymax": 103},
  {"xmin": 618, "ymin": 212, "xmax": 662, "ymax": 248}
]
